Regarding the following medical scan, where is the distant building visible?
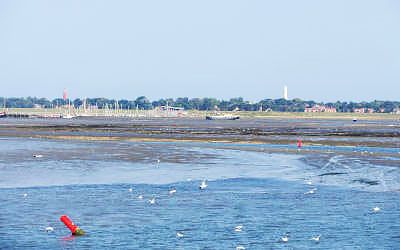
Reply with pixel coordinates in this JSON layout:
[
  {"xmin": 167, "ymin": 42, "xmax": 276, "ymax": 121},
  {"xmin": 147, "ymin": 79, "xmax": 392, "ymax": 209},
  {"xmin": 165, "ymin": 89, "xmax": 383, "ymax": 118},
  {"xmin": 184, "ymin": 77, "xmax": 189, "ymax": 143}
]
[
  {"xmin": 283, "ymin": 86, "xmax": 288, "ymax": 100},
  {"xmin": 366, "ymin": 108, "xmax": 374, "ymax": 113},
  {"xmin": 324, "ymin": 107, "xmax": 337, "ymax": 112},
  {"xmin": 392, "ymin": 108, "xmax": 400, "ymax": 114},
  {"xmin": 353, "ymin": 108, "xmax": 375, "ymax": 113},
  {"xmin": 304, "ymin": 105, "xmax": 336, "ymax": 113},
  {"xmin": 353, "ymin": 108, "xmax": 365, "ymax": 113}
]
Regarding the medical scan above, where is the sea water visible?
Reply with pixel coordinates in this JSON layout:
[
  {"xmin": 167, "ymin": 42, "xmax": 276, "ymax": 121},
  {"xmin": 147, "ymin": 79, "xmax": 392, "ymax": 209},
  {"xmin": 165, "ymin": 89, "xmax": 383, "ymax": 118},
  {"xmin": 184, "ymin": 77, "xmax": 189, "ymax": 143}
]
[{"xmin": 0, "ymin": 137, "xmax": 399, "ymax": 249}]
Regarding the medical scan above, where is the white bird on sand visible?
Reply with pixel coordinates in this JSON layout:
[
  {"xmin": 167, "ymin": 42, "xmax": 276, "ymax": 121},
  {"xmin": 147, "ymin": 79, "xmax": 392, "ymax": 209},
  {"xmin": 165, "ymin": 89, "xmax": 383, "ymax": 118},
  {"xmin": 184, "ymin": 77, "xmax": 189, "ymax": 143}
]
[
  {"xmin": 234, "ymin": 225, "xmax": 243, "ymax": 232},
  {"xmin": 281, "ymin": 234, "xmax": 289, "ymax": 243},
  {"xmin": 149, "ymin": 197, "xmax": 156, "ymax": 204},
  {"xmin": 23, "ymin": 193, "xmax": 28, "ymax": 198},
  {"xmin": 373, "ymin": 206, "xmax": 381, "ymax": 212},
  {"xmin": 157, "ymin": 159, "xmax": 160, "ymax": 163},
  {"xmin": 169, "ymin": 188, "xmax": 177, "ymax": 195},
  {"xmin": 199, "ymin": 180, "xmax": 208, "ymax": 190},
  {"xmin": 311, "ymin": 235, "xmax": 321, "ymax": 242},
  {"xmin": 304, "ymin": 188, "xmax": 317, "ymax": 195},
  {"xmin": 138, "ymin": 195, "xmax": 143, "ymax": 200},
  {"xmin": 176, "ymin": 232, "xmax": 184, "ymax": 238},
  {"xmin": 45, "ymin": 227, "xmax": 54, "ymax": 233},
  {"xmin": 33, "ymin": 154, "xmax": 43, "ymax": 158},
  {"xmin": 128, "ymin": 188, "xmax": 133, "ymax": 192},
  {"xmin": 236, "ymin": 245, "xmax": 246, "ymax": 250}
]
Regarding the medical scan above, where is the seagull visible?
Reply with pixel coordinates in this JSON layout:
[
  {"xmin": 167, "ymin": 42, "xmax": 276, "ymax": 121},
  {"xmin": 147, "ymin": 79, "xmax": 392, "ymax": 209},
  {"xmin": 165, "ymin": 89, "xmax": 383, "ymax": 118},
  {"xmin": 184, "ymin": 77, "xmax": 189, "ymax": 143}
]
[
  {"xmin": 234, "ymin": 225, "xmax": 243, "ymax": 232},
  {"xmin": 373, "ymin": 206, "xmax": 381, "ymax": 212},
  {"xmin": 33, "ymin": 154, "xmax": 43, "ymax": 158},
  {"xmin": 23, "ymin": 193, "xmax": 28, "ymax": 198},
  {"xmin": 45, "ymin": 227, "xmax": 54, "ymax": 233},
  {"xmin": 149, "ymin": 197, "xmax": 156, "ymax": 204},
  {"xmin": 169, "ymin": 188, "xmax": 177, "ymax": 195},
  {"xmin": 306, "ymin": 180, "xmax": 313, "ymax": 185},
  {"xmin": 304, "ymin": 188, "xmax": 317, "ymax": 195},
  {"xmin": 199, "ymin": 180, "xmax": 208, "ymax": 190},
  {"xmin": 281, "ymin": 234, "xmax": 289, "ymax": 243},
  {"xmin": 236, "ymin": 245, "xmax": 246, "ymax": 250},
  {"xmin": 311, "ymin": 235, "xmax": 321, "ymax": 242},
  {"xmin": 176, "ymin": 232, "xmax": 184, "ymax": 238},
  {"xmin": 157, "ymin": 159, "xmax": 160, "ymax": 164},
  {"xmin": 128, "ymin": 188, "xmax": 133, "ymax": 192},
  {"xmin": 138, "ymin": 195, "xmax": 143, "ymax": 200}
]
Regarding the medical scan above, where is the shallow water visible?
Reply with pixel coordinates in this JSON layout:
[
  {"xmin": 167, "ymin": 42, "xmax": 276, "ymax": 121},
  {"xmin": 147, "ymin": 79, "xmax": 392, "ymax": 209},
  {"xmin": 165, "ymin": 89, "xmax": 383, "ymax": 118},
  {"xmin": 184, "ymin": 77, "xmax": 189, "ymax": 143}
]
[{"xmin": 0, "ymin": 137, "xmax": 399, "ymax": 249}]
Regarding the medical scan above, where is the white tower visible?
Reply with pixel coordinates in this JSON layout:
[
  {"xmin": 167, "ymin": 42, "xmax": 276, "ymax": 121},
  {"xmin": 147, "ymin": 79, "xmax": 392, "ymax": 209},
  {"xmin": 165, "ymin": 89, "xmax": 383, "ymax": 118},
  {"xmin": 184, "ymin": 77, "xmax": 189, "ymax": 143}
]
[{"xmin": 283, "ymin": 86, "xmax": 288, "ymax": 100}]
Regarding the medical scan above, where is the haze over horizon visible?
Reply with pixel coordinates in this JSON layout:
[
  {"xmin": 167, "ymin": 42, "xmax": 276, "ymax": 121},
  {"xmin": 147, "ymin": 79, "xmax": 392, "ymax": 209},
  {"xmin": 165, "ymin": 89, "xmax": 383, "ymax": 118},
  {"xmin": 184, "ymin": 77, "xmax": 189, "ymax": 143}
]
[{"xmin": 1, "ymin": 0, "xmax": 399, "ymax": 102}]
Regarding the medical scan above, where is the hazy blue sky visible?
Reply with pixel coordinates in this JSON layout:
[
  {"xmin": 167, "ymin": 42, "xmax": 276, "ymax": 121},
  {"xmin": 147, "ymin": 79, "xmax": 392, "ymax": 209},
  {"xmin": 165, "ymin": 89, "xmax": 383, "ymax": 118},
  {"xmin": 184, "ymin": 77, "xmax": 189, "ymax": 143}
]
[{"xmin": 0, "ymin": 0, "xmax": 399, "ymax": 101}]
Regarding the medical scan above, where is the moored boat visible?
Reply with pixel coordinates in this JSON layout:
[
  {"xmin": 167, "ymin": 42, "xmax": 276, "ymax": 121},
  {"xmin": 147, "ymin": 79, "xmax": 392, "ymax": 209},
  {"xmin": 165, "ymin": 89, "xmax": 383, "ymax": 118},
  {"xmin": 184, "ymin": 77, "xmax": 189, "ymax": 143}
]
[{"xmin": 206, "ymin": 115, "xmax": 240, "ymax": 120}]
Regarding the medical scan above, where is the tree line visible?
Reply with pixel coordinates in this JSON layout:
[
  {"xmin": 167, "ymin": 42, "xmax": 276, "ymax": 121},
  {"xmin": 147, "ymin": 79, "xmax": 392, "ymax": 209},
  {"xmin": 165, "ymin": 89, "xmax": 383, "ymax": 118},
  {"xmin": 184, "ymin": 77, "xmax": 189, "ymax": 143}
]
[{"xmin": 0, "ymin": 96, "xmax": 399, "ymax": 113}]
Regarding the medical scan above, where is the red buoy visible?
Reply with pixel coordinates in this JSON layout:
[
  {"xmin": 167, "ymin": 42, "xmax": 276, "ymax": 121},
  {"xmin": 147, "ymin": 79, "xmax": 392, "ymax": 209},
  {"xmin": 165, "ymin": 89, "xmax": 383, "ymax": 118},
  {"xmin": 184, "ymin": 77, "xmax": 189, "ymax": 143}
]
[
  {"xmin": 60, "ymin": 215, "xmax": 85, "ymax": 236},
  {"xmin": 297, "ymin": 139, "xmax": 302, "ymax": 148}
]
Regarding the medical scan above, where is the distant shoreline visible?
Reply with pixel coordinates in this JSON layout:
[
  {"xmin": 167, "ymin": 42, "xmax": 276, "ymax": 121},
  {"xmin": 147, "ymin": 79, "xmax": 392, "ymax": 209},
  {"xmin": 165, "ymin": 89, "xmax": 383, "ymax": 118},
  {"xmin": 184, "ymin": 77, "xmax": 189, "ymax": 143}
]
[{"xmin": 1, "ymin": 108, "xmax": 400, "ymax": 120}]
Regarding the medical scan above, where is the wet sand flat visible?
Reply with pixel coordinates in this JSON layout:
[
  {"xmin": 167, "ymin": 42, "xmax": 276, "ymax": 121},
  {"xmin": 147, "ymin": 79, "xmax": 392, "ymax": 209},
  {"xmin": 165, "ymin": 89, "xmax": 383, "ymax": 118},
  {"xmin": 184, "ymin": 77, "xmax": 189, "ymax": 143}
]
[
  {"xmin": 1, "ymin": 116, "xmax": 399, "ymax": 177},
  {"xmin": 0, "ymin": 116, "xmax": 399, "ymax": 148}
]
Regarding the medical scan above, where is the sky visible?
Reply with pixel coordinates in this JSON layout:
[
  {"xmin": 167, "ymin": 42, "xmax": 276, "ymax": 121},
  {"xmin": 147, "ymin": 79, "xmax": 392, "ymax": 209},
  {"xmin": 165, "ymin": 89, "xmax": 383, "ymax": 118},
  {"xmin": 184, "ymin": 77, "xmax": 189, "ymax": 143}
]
[{"xmin": 0, "ymin": 0, "xmax": 399, "ymax": 102}]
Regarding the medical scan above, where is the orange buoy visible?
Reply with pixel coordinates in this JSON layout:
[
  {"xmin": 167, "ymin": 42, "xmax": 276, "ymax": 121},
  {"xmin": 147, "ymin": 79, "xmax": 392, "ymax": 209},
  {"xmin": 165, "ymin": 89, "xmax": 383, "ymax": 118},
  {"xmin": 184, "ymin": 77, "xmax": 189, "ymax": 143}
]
[{"xmin": 60, "ymin": 215, "xmax": 85, "ymax": 236}]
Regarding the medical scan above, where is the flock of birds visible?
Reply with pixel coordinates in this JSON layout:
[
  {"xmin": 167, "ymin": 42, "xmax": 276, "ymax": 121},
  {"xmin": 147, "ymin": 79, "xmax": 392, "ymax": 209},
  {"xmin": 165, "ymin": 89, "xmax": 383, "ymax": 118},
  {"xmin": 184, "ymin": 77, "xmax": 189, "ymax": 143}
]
[
  {"xmin": 125, "ymin": 178, "xmax": 382, "ymax": 248},
  {"xmin": 29, "ymin": 156, "xmax": 383, "ymax": 248},
  {"xmin": 127, "ymin": 180, "xmax": 208, "ymax": 206}
]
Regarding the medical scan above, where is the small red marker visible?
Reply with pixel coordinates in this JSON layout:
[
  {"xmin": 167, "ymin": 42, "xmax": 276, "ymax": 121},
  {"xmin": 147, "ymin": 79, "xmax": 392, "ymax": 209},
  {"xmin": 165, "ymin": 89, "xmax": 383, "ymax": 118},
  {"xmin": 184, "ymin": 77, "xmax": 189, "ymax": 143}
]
[
  {"xmin": 60, "ymin": 215, "xmax": 85, "ymax": 236},
  {"xmin": 297, "ymin": 139, "xmax": 303, "ymax": 148}
]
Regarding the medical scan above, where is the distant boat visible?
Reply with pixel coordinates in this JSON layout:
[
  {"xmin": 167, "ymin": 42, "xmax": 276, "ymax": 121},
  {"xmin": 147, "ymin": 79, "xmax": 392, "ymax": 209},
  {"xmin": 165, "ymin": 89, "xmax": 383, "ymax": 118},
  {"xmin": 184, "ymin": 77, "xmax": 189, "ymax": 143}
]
[
  {"xmin": 0, "ymin": 112, "xmax": 6, "ymax": 118},
  {"xmin": 61, "ymin": 114, "xmax": 75, "ymax": 119},
  {"xmin": 206, "ymin": 115, "xmax": 239, "ymax": 120}
]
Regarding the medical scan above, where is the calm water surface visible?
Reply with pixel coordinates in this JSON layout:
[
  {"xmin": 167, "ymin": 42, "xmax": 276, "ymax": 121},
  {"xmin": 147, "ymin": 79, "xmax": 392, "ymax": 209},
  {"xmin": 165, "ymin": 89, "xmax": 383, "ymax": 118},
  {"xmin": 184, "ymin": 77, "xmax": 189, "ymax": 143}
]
[{"xmin": 0, "ymin": 137, "xmax": 399, "ymax": 249}]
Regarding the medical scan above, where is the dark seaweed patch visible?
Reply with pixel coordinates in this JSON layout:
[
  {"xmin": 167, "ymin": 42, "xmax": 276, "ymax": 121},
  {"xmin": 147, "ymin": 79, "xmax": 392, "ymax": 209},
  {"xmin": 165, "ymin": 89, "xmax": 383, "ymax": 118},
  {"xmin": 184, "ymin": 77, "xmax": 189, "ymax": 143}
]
[
  {"xmin": 318, "ymin": 172, "xmax": 347, "ymax": 176},
  {"xmin": 352, "ymin": 178, "xmax": 380, "ymax": 185}
]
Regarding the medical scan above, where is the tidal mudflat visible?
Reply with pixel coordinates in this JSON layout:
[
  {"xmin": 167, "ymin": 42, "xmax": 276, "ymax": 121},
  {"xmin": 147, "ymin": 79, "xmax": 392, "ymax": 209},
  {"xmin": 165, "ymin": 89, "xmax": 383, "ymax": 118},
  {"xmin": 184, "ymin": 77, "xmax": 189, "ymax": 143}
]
[{"xmin": 0, "ymin": 117, "xmax": 399, "ymax": 249}]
